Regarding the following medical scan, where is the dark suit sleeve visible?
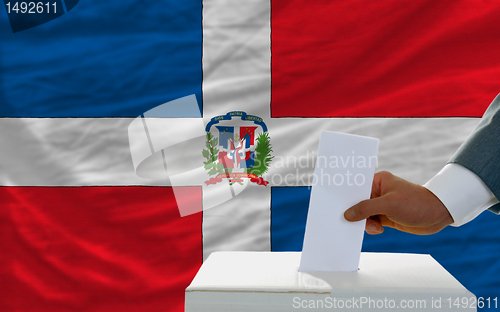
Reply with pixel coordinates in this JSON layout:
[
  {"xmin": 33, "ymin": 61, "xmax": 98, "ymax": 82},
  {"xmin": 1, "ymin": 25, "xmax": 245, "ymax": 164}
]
[{"xmin": 449, "ymin": 93, "xmax": 500, "ymax": 214}]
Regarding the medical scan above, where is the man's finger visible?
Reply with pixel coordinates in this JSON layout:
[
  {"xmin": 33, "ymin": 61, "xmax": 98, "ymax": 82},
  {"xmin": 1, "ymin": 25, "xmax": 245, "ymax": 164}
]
[
  {"xmin": 365, "ymin": 217, "xmax": 383, "ymax": 234},
  {"xmin": 370, "ymin": 170, "xmax": 392, "ymax": 199}
]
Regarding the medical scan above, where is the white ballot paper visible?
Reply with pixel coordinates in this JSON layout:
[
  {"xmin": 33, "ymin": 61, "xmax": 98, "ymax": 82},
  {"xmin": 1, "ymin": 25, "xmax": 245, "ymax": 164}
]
[{"xmin": 299, "ymin": 131, "xmax": 379, "ymax": 272}]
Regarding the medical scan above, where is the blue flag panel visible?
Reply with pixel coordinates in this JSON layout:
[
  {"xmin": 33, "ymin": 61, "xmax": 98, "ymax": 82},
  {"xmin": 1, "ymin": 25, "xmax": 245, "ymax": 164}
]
[{"xmin": 0, "ymin": 0, "xmax": 202, "ymax": 117}]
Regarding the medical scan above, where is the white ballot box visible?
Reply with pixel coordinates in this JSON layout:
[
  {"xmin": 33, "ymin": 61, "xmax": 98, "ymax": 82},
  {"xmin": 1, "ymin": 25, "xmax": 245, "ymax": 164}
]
[{"xmin": 185, "ymin": 251, "xmax": 476, "ymax": 312}]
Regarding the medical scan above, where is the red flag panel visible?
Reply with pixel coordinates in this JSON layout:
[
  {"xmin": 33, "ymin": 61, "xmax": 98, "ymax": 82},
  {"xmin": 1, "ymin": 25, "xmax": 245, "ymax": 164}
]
[
  {"xmin": 0, "ymin": 186, "xmax": 202, "ymax": 312},
  {"xmin": 271, "ymin": 0, "xmax": 500, "ymax": 117}
]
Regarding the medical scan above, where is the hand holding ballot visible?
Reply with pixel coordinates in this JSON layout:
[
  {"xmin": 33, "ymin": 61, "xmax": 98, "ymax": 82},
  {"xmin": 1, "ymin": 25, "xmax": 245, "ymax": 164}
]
[
  {"xmin": 344, "ymin": 171, "xmax": 453, "ymax": 235},
  {"xmin": 345, "ymin": 93, "xmax": 500, "ymax": 234}
]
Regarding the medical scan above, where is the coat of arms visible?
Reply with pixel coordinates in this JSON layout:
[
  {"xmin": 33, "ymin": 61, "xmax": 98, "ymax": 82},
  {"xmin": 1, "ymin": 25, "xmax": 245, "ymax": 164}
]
[{"xmin": 202, "ymin": 111, "xmax": 273, "ymax": 186}]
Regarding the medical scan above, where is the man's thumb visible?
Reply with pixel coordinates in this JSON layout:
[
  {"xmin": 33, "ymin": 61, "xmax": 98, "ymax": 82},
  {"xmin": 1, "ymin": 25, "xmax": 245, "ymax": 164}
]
[
  {"xmin": 344, "ymin": 197, "xmax": 387, "ymax": 222},
  {"xmin": 344, "ymin": 206, "xmax": 360, "ymax": 221}
]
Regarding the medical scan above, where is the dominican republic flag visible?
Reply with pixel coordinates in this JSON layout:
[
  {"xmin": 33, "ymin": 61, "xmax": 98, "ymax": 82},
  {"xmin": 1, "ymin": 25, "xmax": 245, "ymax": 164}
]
[{"xmin": 2, "ymin": 1, "xmax": 500, "ymax": 311}]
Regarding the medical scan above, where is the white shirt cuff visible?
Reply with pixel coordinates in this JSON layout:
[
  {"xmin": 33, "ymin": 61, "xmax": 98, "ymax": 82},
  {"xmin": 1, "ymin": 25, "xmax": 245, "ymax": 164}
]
[{"xmin": 423, "ymin": 163, "xmax": 499, "ymax": 227}]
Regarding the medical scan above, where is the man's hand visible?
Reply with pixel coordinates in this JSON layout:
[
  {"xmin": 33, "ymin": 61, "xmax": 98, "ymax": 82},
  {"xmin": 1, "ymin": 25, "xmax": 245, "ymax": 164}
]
[{"xmin": 344, "ymin": 171, "xmax": 454, "ymax": 235}]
